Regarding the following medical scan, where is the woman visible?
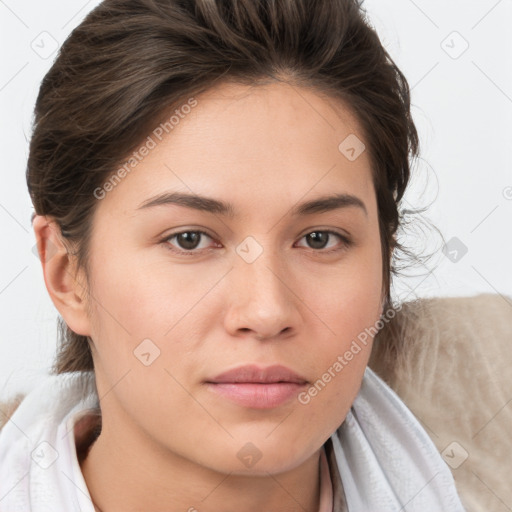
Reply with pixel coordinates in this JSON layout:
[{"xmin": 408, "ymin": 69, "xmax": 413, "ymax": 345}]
[{"xmin": 0, "ymin": 0, "xmax": 466, "ymax": 510}]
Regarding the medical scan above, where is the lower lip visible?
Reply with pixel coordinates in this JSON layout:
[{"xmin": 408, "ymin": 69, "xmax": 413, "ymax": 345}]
[{"xmin": 205, "ymin": 382, "xmax": 307, "ymax": 409}]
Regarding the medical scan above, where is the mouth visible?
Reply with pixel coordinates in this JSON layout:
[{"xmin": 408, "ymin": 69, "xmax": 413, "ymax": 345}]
[{"xmin": 204, "ymin": 364, "xmax": 309, "ymax": 409}]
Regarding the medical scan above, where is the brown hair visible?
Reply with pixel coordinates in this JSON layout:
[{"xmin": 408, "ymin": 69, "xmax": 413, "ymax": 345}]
[{"xmin": 27, "ymin": 0, "xmax": 419, "ymax": 374}]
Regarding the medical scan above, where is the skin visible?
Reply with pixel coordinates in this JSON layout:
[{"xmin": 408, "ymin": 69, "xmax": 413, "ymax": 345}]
[{"xmin": 33, "ymin": 80, "xmax": 384, "ymax": 512}]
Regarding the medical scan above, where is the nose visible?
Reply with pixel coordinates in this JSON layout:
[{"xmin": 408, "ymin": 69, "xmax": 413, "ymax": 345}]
[{"xmin": 223, "ymin": 249, "xmax": 300, "ymax": 341}]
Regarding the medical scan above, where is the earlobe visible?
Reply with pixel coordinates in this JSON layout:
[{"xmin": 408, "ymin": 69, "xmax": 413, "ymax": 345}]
[{"xmin": 32, "ymin": 214, "xmax": 92, "ymax": 337}]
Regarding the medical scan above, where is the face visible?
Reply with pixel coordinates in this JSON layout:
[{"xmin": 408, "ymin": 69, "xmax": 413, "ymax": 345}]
[{"xmin": 81, "ymin": 81, "xmax": 383, "ymax": 475}]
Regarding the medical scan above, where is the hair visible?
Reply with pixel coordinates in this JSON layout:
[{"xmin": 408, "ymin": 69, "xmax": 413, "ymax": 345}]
[{"xmin": 26, "ymin": 0, "xmax": 419, "ymax": 375}]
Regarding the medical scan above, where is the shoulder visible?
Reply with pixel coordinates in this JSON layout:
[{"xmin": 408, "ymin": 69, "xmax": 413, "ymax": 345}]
[
  {"xmin": 0, "ymin": 371, "xmax": 98, "ymax": 434},
  {"xmin": 0, "ymin": 393, "xmax": 26, "ymax": 432}
]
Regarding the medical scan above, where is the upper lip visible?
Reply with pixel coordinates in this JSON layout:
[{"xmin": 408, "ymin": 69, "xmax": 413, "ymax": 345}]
[{"xmin": 206, "ymin": 364, "xmax": 308, "ymax": 384}]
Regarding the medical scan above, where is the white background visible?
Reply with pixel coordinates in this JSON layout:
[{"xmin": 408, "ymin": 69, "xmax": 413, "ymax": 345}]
[{"xmin": 1, "ymin": 0, "xmax": 511, "ymax": 400}]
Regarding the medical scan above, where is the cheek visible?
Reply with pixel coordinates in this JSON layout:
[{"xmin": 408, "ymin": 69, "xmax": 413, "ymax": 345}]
[
  {"xmin": 87, "ymin": 247, "xmax": 210, "ymax": 342},
  {"xmin": 85, "ymin": 247, "xmax": 222, "ymax": 408},
  {"xmin": 299, "ymin": 239, "xmax": 383, "ymax": 410},
  {"xmin": 310, "ymin": 241, "xmax": 383, "ymax": 343},
  {"xmin": 297, "ymin": 295, "xmax": 381, "ymax": 440}
]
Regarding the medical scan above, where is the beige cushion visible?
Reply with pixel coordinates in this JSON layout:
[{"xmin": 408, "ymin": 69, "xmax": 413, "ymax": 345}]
[{"xmin": 369, "ymin": 293, "xmax": 512, "ymax": 512}]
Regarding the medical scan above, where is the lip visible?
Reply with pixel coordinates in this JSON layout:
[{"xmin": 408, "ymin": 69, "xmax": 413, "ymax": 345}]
[
  {"xmin": 204, "ymin": 364, "xmax": 308, "ymax": 409},
  {"xmin": 207, "ymin": 364, "xmax": 308, "ymax": 384}
]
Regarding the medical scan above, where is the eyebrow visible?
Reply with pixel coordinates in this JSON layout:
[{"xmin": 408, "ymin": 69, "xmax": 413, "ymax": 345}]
[{"xmin": 136, "ymin": 191, "xmax": 367, "ymax": 217}]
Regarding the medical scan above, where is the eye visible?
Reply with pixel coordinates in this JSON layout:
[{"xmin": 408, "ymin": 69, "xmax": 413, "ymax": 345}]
[
  {"xmin": 162, "ymin": 229, "xmax": 351, "ymax": 255},
  {"xmin": 163, "ymin": 230, "xmax": 218, "ymax": 253},
  {"xmin": 295, "ymin": 230, "xmax": 351, "ymax": 252}
]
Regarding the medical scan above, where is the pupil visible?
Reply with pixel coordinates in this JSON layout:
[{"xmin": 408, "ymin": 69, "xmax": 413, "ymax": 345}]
[
  {"xmin": 178, "ymin": 232, "xmax": 200, "ymax": 250},
  {"xmin": 308, "ymin": 232, "xmax": 328, "ymax": 249}
]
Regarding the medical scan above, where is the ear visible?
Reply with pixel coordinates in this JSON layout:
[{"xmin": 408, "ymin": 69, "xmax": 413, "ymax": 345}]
[{"xmin": 32, "ymin": 214, "xmax": 92, "ymax": 337}]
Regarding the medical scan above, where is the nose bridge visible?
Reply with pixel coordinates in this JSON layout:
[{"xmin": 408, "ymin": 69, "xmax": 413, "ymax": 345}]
[
  {"xmin": 225, "ymin": 236, "xmax": 298, "ymax": 338},
  {"xmin": 238, "ymin": 242, "xmax": 288, "ymax": 308}
]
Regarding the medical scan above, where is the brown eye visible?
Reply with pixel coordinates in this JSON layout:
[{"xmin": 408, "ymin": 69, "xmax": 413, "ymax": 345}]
[
  {"xmin": 305, "ymin": 231, "xmax": 330, "ymax": 249},
  {"xmin": 296, "ymin": 230, "xmax": 351, "ymax": 252},
  {"xmin": 175, "ymin": 232, "xmax": 202, "ymax": 250},
  {"xmin": 163, "ymin": 230, "xmax": 216, "ymax": 253}
]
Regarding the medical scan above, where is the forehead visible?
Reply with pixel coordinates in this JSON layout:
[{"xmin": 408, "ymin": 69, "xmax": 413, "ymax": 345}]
[
  {"xmin": 94, "ymin": 80, "xmax": 375, "ymax": 218},
  {"xmin": 178, "ymin": 80, "xmax": 367, "ymax": 158}
]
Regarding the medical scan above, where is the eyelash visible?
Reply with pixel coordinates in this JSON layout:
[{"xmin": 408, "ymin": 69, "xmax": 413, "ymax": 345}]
[{"xmin": 161, "ymin": 229, "xmax": 353, "ymax": 256}]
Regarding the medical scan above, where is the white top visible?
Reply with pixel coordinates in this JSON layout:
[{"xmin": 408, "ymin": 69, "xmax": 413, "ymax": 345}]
[{"xmin": 0, "ymin": 367, "xmax": 466, "ymax": 511}]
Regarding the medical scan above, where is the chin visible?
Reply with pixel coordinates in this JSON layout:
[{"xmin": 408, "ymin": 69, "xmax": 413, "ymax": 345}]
[{"xmin": 199, "ymin": 437, "xmax": 318, "ymax": 477}]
